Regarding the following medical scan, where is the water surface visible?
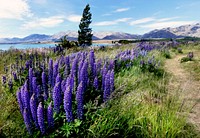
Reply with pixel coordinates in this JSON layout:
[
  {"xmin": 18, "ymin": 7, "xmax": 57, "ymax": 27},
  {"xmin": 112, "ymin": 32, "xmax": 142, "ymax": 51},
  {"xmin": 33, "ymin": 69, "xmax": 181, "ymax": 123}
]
[{"xmin": 0, "ymin": 43, "xmax": 114, "ymax": 50}]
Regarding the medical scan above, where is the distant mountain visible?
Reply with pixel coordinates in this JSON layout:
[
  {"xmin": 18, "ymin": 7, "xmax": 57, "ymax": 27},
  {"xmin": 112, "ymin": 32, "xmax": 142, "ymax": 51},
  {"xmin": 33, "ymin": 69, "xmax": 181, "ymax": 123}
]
[
  {"xmin": 0, "ymin": 31, "xmax": 139, "ymax": 43},
  {"xmin": 52, "ymin": 31, "xmax": 78, "ymax": 40},
  {"xmin": 1, "ymin": 23, "xmax": 200, "ymax": 43},
  {"xmin": 21, "ymin": 34, "xmax": 51, "ymax": 42},
  {"xmin": 142, "ymin": 30, "xmax": 180, "ymax": 39},
  {"xmin": 0, "ymin": 34, "xmax": 52, "ymax": 43},
  {"xmin": 164, "ymin": 23, "xmax": 200, "ymax": 37},
  {"xmin": 102, "ymin": 32, "xmax": 140, "ymax": 40},
  {"xmin": 142, "ymin": 23, "xmax": 200, "ymax": 39}
]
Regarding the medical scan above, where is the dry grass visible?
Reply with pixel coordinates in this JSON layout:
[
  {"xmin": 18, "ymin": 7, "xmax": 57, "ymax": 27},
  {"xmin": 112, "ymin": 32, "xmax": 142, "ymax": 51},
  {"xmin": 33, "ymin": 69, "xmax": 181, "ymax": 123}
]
[{"xmin": 165, "ymin": 48, "xmax": 200, "ymax": 132}]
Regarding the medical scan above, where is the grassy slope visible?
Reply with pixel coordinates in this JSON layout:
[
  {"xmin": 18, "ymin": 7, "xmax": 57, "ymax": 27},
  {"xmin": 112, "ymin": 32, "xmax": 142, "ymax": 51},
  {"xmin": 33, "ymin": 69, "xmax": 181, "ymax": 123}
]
[
  {"xmin": 88, "ymin": 47, "xmax": 198, "ymax": 138},
  {"xmin": 0, "ymin": 44, "xmax": 199, "ymax": 137}
]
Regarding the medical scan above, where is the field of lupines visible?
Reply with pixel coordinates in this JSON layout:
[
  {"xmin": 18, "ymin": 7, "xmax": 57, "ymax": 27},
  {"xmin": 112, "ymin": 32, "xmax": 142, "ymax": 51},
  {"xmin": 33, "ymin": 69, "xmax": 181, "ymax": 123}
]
[{"xmin": 1, "ymin": 41, "xmax": 199, "ymax": 137}]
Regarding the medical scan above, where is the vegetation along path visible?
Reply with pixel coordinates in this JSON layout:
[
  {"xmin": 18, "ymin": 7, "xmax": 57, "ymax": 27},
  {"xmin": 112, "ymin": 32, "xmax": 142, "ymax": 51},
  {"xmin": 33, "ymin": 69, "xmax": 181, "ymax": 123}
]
[{"xmin": 165, "ymin": 52, "xmax": 200, "ymax": 131}]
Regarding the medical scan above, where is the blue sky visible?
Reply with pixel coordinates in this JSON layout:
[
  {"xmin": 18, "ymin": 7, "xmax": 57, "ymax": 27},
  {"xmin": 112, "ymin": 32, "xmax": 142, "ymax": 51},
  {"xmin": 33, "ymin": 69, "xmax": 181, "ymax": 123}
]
[{"xmin": 0, "ymin": 0, "xmax": 199, "ymax": 38}]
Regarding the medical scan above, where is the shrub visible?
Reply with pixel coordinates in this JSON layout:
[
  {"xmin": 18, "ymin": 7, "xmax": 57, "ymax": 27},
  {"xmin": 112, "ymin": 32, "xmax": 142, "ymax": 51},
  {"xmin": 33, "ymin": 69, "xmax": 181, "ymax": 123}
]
[
  {"xmin": 177, "ymin": 48, "xmax": 183, "ymax": 53},
  {"xmin": 57, "ymin": 35, "xmax": 78, "ymax": 49},
  {"xmin": 181, "ymin": 52, "xmax": 194, "ymax": 63}
]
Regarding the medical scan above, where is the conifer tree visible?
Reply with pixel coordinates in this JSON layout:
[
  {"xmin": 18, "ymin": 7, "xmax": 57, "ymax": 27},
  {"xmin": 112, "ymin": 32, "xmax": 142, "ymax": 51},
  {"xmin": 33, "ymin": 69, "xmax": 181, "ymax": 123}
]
[{"xmin": 78, "ymin": 4, "xmax": 93, "ymax": 46}]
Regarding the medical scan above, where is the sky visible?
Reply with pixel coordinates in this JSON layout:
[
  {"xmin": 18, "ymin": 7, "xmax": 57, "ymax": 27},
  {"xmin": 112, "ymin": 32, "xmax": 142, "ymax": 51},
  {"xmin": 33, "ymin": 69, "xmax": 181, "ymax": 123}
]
[{"xmin": 0, "ymin": 0, "xmax": 200, "ymax": 38}]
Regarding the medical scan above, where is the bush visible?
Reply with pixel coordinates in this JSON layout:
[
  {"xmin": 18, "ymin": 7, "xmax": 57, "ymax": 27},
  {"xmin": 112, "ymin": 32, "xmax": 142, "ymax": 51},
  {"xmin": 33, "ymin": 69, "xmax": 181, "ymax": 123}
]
[
  {"xmin": 177, "ymin": 48, "xmax": 183, "ymax": 53},
  {"xmin": 58, "ymin": 35, "xmax": 78, "ymax": 49},
  {"xmin": 181, "ymin": 52, "xmax": 194, "ymax": 63},
  {"xmin": 181, "ymin": 57, "xmax": 191, "ymax": 63}
]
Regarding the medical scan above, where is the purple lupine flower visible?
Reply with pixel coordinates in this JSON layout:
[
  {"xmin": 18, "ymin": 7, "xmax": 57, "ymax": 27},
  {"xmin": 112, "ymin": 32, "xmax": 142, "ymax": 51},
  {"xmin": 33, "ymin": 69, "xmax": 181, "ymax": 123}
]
[
  {"xmin": 8, "ymin": 79, "xmax": 13, "ymax": 90},
  {"xmin": 22, "ymin": 81, "xmax": 30, "ymax": 112},
  {"xmin": 56, "ymin": 73, "xmax": 61, "ymax": 85},
  {"xmin": 32, "ymin": 77, "xmax": 37, "ymax": 95},
  {"xmin": 41, "ymin": 62, "xmax": 46, "ymax": 71},
  {"xmin": 36, "ymin": 85, "xmax": 41, "ymax": 98},
  {"xmin": 53, "ymin": 60, "xmax": 59, "ymax": 87},
  {"xmin": 37, "ymin": 102, "xmax": 45, "ymax": 134},
  {"xmin": 30, "ymin": 94, "xmax": 39, "ymax": 128},
  {"xmin": 28, "ymin": 68, "xmax": 33, "ymax": 95},
  {"xmin": 53, "ymin": 83, "xmax": 61, "ymax": 114},
  {"xmin": 93, "ymin": 76, "xmax": 99, "ymax": 90},
  {"xmin": 108, "ymin": 60, "xmax": 115, "ymax": 71},
  {"xmin": 76, "ymin": 81, "xmax": 84, "ymax": 120},
  {"xmin": 2, "ymin": 75, "xmax": 6, "ymax": 85},
  {"xmin": 59, "ymin": 55, "xmax": 65, "ymax": 67},
  {"xmin": 47, "ymin": 102, "xmax": 54, "ymax": 129},
  {"xmin": 13, "ymin": 72, "xmax": 17, "ymax": 80},
  {"xmin": 23, "ymin": 108, "xmax": 32, "ymax": 134},
  {"xmin": 71, "ymin": 57, "xmax": 78, "ymax": 79},
  {"xmin": 78, "ymin": 59, "xmax": 84, "ymax": 84},
  {"xmin": 101, "ymin": 63, "xmax": 107, "ymax": 91},
  {"xmin": 64, "ymin": 56, "xmax": 70, "ymax": 77},
  {"xmin": 70, "ymin": 74, "xmax": 74, "ymax": 93},
  {"xmin": 64, "ymin": 85, "xmax": 73, "ymax": 122},
  {"xmin": 55, "ymin": 73, "xmax": 62, "ymax": 95},
  {"xmin": 110, "ymin": 70, "xmax": 114, "ymax": 93},
  {"xmin": 16, "ymin": 89, "xmax": 23, "ymax": 114},
  {"xmin": 103, "ymin": 71, "xmax": 111, "ymax": 102},
  {"xmin": 96, "ymin": 59, "xmax": 102, "ymax": 74},
  {"xmin": 93, "ymin": 63, "xmax": 97, "ymax": 79},
  {"xmin": 42, "ymin": 72, "xmax": 48, "ymax": 100},
  {"xmin": 48, "ymin": 59, "xmax": 53, "ymax": 87},
  {"xmin": 25, "ymin": 60, "xmax": 30, "ymax": 69},
  {"xmin": 80, "ymin": 61, "xmax": 88, "ymax": 91},
  {"xmin": 61, "ymin": 79, "xmax": 66, "ymax": 93},
  {"xmin": 89, "ymin": 50, "xmax": 96, "ymax": 78},
  {"xmin": 65, "ymin": 76, "xmax": 70, "ymax": 86}
]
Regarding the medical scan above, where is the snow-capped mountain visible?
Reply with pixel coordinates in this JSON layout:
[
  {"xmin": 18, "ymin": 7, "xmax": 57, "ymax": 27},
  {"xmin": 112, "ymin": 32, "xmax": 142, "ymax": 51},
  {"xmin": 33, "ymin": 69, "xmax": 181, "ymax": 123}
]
[
  {"xmin": 1, "ymin": 23, "xmax": 200, "ymax": 43},
  {"xmin": 0, "ymin": 31, "xmax": 140, "ymax": 43},
  {"xmin": 164, "ymin": 23, "xmax": 200, "ymax": 37},
  {"xmin": 142, "ymin": 23, "xmax": 200, "ymax": 38},
  {"xmin": 52, "ymin": 31, "xmax": 78, "ymax": 39}
]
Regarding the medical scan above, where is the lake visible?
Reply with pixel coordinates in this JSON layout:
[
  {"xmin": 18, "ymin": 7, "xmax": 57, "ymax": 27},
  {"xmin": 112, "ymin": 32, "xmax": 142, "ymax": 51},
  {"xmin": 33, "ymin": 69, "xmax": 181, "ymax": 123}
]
[{"xmin": 0, "ymin": 43, "xmax": 114, "ymax": 50}]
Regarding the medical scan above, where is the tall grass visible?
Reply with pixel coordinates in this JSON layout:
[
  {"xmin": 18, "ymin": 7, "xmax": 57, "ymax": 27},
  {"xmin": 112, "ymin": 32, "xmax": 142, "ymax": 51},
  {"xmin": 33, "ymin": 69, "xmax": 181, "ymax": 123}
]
[
  {"xmin": 0, "ymin": 44, "xmax": 199, "ymax": 137},
  {"xmin": 87, "ymin": 50, "xmax": 199, "ymax": 138}
]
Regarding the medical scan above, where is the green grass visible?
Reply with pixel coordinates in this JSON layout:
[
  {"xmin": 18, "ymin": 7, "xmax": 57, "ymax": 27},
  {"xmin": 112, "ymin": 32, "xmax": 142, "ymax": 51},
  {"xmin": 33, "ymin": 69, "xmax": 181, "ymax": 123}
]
[
  {"xmin": 87, "ymin": 49, "xmax": 199, "ymax": 138},
  {"xmin": 0, "ymin": 44, "xmax": 199, "ymax": 137}
]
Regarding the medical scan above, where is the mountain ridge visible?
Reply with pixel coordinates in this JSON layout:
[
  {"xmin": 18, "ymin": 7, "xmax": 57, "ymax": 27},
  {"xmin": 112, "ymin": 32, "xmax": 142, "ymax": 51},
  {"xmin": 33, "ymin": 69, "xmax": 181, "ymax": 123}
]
[{"xmin": 0, "ymin": 23, "xmax": 200, "ymax": 43}]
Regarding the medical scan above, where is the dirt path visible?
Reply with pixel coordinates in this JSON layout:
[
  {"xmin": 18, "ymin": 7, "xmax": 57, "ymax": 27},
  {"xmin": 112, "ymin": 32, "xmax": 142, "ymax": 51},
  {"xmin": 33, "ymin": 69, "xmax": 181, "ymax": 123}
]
[{"xmin": 165, "ymin": 54, "xmax": 200, "ymax": 131}]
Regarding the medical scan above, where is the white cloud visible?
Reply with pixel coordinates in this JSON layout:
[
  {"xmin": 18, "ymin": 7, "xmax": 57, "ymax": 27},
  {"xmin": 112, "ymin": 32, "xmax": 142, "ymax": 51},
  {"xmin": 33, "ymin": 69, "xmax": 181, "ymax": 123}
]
[
  {"xmin": 129, "ymin": 18, "xmax": 155, "ymax": 25},
  {"xmin": 0, "ymin": 0, "xmax": 32, "ymax": 19},
  {"xmin": 128, "ymin": 16, "xmax": 196, "ymax": 30},
  {"xmin": 21, "ymin": 14, "xmax": 81, "ymax": 30},
  {"xmin": 157, "ymin": 17, "xmax": 179, "ymax": 22},
  {"xmin": 94, "ymin": 21, "xmax": 117, "ymax": 26},
  {"xmin": 94, "ymin": 18, "xmax": 131, "ymax": 26},
  {"xmin": 102, "ymin": 13, "xmax": 112, "ymax": 16},
  {"xmin": 22, "ymin": 16, "xmax": 64, "ymax": 29},
  {"xmin": 116, "ymin": 18, "xmax": 132, "ymax": 22},
  {"xmin": 114, "ymin": 8, "xmax": 130, "ymax": 13},
  {"xmin": 141, "ymin": 21, "xmax": 196, "ymax": 29},
  {"xmin": 67, "ymin": 14, "xmax": 82, "ymax": 22}
]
